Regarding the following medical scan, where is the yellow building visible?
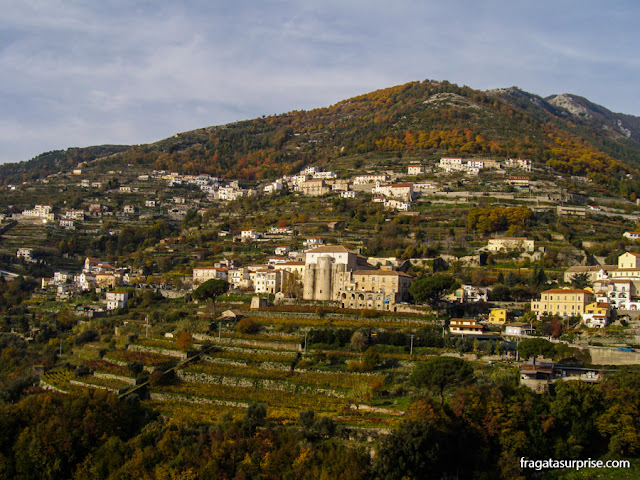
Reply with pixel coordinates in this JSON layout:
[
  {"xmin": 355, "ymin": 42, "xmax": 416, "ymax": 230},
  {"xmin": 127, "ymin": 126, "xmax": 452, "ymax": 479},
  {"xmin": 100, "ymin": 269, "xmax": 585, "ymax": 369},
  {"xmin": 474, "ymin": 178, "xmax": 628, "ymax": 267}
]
[
  {"xmin": 488, "ymin": 309, "xmax": 508, "ymax": 324},
  {"xmin": 96, "ymin": 272, "xmax": 121, "ymax": 289},
  {"xmin": 531, "ymin": 288, "xmax": 594, "ymax": 318},
  {"xmin": 582, "ymin": 302, "xmax": 611, "ymax": 328}
]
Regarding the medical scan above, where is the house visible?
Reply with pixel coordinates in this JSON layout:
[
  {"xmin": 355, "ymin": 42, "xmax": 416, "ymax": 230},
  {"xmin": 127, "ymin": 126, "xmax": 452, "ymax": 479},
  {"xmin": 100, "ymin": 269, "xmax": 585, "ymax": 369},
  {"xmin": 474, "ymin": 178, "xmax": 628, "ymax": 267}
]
[
  {"xmin": 593, "ymin": 279, "xmax": 634, "ymax": 309},
  {"xmin": 275, "ymin": 246, "xmax": 291, "ymax": 256},
  {"xmin": 449, "ymin": 318, "xmax": 484, "ymax": 335},
  {"xmin": 312, "ymin": 170, "xmax": 337, "ymax": 180},
  {"xmin": 301, "ymin": 179, "xmax": 331, "ymax": 196},
  {"xmin": 218, "ymin": 309, "xmax": 244, "ymax": 322},
  {"xmin": 106, "ymin": 291, "xmax": 128, "ymax": 311},
  {"xmin": 63, "ymin": 210, "xmax": 85, "ymax": 220},
  {"xmin": 353, "ymin": 174, "xmax": 390, "ymax": 185},
  {"xmin": 373, "ymin": 182, "xmax": 414, "ymax": 202},
  {"xmin": 487, "ymin": 237, "xmax": 534, "ymax": 253},
  {"xmin": 96, "ymin": 273, "xmax": 121, "ymax": 289},
  {"xmin": 507, "ymin": 176, "xmax": 530, "ymax": 187},
  {"xmin": 383, "ymin": 199, "xmax": 411, "ymax": 211},
  {"xmin": 582, "ymin": 302, "xmax": 611, "ymax": 328},
  {"xmin": 59, "ymin": 219, "xmax": 75, "ymax": 229},
  {"xmin": 557, "ymin": 205, "xmax": 587, "ymax": 217},
  {"xmin": 21, "ymin": 205, "xmax": 54, "ymax": 222},
  {"xmin": 16, "ymin": 248, "xmax": 35, "ymax": 263},
  {"xmin": 531, "ymin": 288, "xmax": 595, "ymax": 319},
  {"xmin": 439, "ymin": 158, "xmax": 463, "ymax": 170},
  {"xmin": 504, "ymin": 322, "xmax": 534, "ymax": 336},
  {"xmin": 407, "ymin": 165, "xmax": 424, "ymax": 175},
  {"xmin": 488, "ymin": 309, "xmax": 508, "ymax": 324},
  {"xmin": 264, "ymin": 180, "xmax": 283, "ymax": 194},
  {"xmin": 304, "ymin": 237, "xmax": 325, "ymax": 248},
  {"xmin": 340, "ymin": 191, "xmax": 356, "ymax": 198},
  {"xmin": 145, "ymin": 200, "xmax": 156, "ymax": 207},
  {"xmin": 269, "ymin": 227, "xmax": 293, "ymax": 235},
  {"xmin": 241, "ymin": 230, "xmax": 260, "ymax": 241},
  {"xmin": 520, "ymin": 361, "xmax": 603, "ymax": 393},
  {"xmin": 192, "ymin": 267, "xmax": 228, "ymax": 286},
  {"xmin": 563, "ymin": 265, "xmax": 616, "ymax": 283},
  {"xmin": 123, "ymin": 205, "xmax": 136, "ymax": 214},
  {"xmin": 228, "ymin": 267, "xmax": 252, "ymax": 290},
  {"xmin": 273, "ymin": 261, "xmax": 306, "ymax": 276},
  {"xmin": 505, "ymin": 158, "xmax": 532, "ymax": 171},
  {"xmin": 624, "ymin": 232, "xmax": 640, "ymax": 241},
  {"xmin": 618, "ymin": 252, "xmax": 640, "ymax": 269},
  {"xmin": 449, "ymin": 285, "xmax": 489, "ymax": 303},
  {"xmin": 337, "ymin": 269, "xmax": 413, "ymax": 311}
]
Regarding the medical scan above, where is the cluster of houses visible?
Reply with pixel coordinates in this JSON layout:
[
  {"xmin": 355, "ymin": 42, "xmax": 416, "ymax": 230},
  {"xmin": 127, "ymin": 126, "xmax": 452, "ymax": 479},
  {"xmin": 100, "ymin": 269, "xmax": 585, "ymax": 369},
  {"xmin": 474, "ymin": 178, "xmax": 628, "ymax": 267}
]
[
  {"xmin": 42, "ymin": 257, "xmax": 141, "ymax": 310},
  {"xmin": 443, "ymin": 251, "xmax": 640, "ymax": 336},
  {"xmin": 435, "ymin": 157, "xmax": 532, "ymax": 176},
  {"xmin": 193, "ymin": 243, "xmax": 413, "ymax": 311}
]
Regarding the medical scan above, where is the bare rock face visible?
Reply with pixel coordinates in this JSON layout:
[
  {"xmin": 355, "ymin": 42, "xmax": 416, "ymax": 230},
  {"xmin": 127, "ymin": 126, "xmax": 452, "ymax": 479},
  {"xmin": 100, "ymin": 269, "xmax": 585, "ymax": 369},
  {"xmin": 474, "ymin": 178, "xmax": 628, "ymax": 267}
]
[{"xmin": 547, "ymin": 94, "xmax": 592, "ymax": 118}]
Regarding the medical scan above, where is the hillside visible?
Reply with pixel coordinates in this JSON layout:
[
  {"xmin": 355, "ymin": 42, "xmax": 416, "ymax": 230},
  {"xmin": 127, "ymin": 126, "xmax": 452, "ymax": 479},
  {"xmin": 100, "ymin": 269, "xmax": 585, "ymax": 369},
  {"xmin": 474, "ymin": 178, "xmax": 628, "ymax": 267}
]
[
  {"xmin": 0, "ymin": 145, "xmax": 131, "ymax": 185},
  {"xmin": 2, "ymin": 80, "xmax": 640, "ymax": 193}
]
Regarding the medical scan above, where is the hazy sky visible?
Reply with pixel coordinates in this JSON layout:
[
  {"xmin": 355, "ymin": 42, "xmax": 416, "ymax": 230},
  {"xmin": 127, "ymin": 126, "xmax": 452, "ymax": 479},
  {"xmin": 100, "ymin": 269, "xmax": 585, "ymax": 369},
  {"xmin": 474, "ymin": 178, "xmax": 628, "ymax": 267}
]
[{"xmin": 1, "ymin": 0, "xmax": 638, "ymax": 164}]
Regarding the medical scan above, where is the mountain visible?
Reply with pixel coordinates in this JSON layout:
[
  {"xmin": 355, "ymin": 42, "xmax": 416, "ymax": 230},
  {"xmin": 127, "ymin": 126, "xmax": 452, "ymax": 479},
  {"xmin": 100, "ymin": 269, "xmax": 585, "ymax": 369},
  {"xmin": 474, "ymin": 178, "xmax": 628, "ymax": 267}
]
[
  {"xmin": 0, "ymin": 145, "xmax": 131, "ymax": 184},
  {"xmin": 2, "ymin": 80, "xmax": 640, "ymax": 192}
]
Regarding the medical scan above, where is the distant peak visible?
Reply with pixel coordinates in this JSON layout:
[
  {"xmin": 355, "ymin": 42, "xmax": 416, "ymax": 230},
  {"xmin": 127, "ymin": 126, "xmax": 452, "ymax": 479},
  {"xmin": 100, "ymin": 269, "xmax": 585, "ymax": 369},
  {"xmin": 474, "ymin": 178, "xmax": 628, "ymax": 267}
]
[{"xmin": 547, "ymin": 94, "xmax": 593, "ymax": 118}]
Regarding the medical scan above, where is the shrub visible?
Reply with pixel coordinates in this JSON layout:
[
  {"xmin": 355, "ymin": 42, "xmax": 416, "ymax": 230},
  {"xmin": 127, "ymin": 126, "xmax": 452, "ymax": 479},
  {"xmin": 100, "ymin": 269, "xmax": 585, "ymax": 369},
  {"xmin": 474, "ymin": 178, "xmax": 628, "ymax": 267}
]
[
  {"xmin": 236, "ymin": 318, "xmax": 260, "ymax": 334},
  {"xmin": 74, "ymin": 329, "xmax": 99, "ymax": 346}
]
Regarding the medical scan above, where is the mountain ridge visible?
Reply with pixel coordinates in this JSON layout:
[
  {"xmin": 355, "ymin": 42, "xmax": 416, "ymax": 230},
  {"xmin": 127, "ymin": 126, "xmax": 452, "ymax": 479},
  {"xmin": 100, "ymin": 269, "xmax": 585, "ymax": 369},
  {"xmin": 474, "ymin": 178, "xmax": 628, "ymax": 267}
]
[{"xmin": 2, "ymin": 79, "xmax": 640, "ymax": 193}]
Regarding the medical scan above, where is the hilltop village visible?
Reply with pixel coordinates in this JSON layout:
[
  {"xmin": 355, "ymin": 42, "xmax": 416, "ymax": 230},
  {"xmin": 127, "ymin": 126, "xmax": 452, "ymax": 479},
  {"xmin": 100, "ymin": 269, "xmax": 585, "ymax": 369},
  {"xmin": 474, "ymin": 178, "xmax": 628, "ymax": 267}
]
[{"xmin": 3, "ymin": 149, "xmax": 640, "ymax": 478}]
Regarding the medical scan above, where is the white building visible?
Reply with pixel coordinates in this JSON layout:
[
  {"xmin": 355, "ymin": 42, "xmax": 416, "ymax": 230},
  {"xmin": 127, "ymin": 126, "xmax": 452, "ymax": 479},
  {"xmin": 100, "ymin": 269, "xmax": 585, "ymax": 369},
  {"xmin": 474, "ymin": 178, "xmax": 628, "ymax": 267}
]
[
  {"xmin": 17, "ymin": 248, "xmax": 35, "ymax": 262},
  {"xmin": 59, "ymin": 219, "xmax": 75, "ymax": 229},
  {"xmin": 275, "ymin": 246, "xmax": 291, "ymax": 256},
  {"xmin": 241, "ymin": 230, "xmax": 260, "ymax": 241},
  {"xmin": 228, "ymin": 267, "xmax": 252, "ymax": 290},
  {"xmin": 304, "ymin": 237, "xmax": 325, "ymax": 248},
  {"xmin": 373, "ymin": 183, "xmax": 414, "ymax": 202},
  {"xmin": 193, "ymin": 267, "xmax": 228, "ymax": 286},
  {"xmin": 21, "ymin": 205, "xmax": 54, "ymax": 222},
  {"xmin": 353, "ymin": 174, "xmax": 390, "ymax": 185},
  {"xmin": 505, "ymin": 158, "xmax": 532, "ymax": 172},
  {"xmin": 449, "ymin": 318, "xmax": 484, "ymax": 335},
  {"xmin": 106, "ymin": 291, "xmax": 128, "ymax": 310},
  {"xmin": 264, "ymin": 180, "xmax": 283, "ymax": 194},
  {"xmin": 487, "ymin": 237, "xmax": 535, "ymax": 253},
  {"xmin": 407, "ymin": 165, "xmax": 424, "ymax": 175}
]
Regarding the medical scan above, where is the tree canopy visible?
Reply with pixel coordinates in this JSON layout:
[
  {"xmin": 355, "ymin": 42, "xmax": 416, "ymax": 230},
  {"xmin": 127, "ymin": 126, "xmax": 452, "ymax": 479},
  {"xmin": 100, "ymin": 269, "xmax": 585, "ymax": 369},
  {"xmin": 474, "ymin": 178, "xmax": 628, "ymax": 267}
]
[
  {"xmin": 409, "ymin": 275, "xmax": 459, "ymax": 315},
  {"xmin": 410, "ymin": 356, "xmax": 473, "ymax": 405},
  {"xmin": 192, "ymin": 278, "xmax": 229, "ymax": 304},
  {"xmin": 517, "ymin": 337, "xmax": 556, "ymax": 362}
]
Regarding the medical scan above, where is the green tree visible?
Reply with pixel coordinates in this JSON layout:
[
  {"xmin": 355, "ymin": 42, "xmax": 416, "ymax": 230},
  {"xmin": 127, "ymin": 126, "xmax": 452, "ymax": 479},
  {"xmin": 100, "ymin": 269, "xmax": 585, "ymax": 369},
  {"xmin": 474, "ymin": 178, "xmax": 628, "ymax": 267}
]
[
  {"xmin": 504, "ymin": 271, "xmax": 518, "ymax": 287},
  {"xmin": 409, "ymin": 275, "xmax": 459, "ymax": 316},
  {"xmin": 192, "ymin": 278, "xmax": 229, "ymax": 315},
  {"xmin": 570, "ymin": 272, "xmax": 592, "ymax": 290},
  {"xmin": 517, "ymin": 338, "xmax": 555, "ymax": 363},
  {"xmin": 410, "ymin": 356, "xmax": 474, "ymax": 405}
]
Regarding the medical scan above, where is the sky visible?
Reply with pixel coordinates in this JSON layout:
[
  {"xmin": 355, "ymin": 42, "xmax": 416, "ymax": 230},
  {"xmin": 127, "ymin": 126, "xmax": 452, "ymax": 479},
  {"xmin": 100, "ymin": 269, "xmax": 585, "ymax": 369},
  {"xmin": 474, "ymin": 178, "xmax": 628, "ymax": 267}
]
[{"xmin": 1, "ymin": 0, "xmax": 639, "ymax": 164}]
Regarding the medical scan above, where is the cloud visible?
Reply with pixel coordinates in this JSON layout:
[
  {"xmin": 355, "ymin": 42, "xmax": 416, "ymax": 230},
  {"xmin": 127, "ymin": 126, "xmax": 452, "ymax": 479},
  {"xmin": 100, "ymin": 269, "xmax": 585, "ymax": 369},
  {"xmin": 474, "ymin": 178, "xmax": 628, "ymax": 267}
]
[{"xmin": 0, "ymin": 0, "xmax": 638, "ymax": 163}]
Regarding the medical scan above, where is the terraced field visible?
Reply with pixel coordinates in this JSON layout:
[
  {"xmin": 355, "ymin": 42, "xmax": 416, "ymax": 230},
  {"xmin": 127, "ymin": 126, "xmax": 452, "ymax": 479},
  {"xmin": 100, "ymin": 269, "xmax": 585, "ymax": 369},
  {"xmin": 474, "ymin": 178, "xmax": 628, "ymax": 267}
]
[{"xmin": 47, "ymin": 309, "xmax": 451, "ymax": 430}]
